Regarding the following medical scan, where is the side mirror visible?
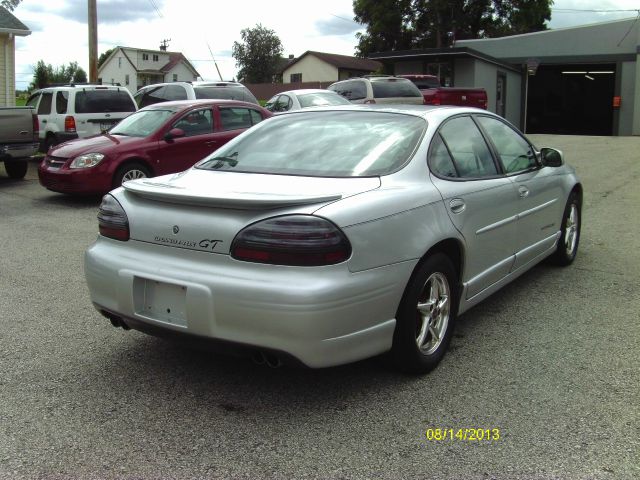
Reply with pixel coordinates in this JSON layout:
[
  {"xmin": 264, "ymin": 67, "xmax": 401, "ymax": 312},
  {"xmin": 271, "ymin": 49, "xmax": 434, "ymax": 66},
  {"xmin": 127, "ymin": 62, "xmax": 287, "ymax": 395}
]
[
  {"xmin": 540, "ymin": 147, "xmax": 563, "ymax": 167},
  {"xmin": 164, "ymin": 128, "xmax": 185, "ymax": 141}
]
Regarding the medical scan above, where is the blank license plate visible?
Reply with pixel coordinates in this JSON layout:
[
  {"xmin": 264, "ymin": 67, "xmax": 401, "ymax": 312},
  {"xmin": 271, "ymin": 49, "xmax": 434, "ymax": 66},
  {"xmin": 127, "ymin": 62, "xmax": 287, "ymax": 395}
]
[
  {"xmin": 100, "ymin": 122, "xmax": 115, "ymax": 131},
  {"xmin": 138, "ymin": 279, "xmax": 187, "ymax": 327}
]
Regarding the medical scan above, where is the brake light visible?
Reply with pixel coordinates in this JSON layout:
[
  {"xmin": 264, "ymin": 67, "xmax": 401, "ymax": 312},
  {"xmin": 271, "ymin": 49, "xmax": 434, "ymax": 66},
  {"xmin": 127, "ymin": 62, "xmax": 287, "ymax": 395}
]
[
  {"xmin": 231, "ymin": 215, "xmax": 351, "ymax": 266},
  {"xmin": 32, "ymin": 113, "xmax": 39, "ymax": 141},
  {"xmin": 97, "ymin": 194, "xmax": 129, "ymax": 241},
  {"xmin": 364, "ymin": 99, "xmax": 376, "ymax": 104},
  {"xmin": 64, "ymin": 116, "xmax": 76, "ymax": 133}
]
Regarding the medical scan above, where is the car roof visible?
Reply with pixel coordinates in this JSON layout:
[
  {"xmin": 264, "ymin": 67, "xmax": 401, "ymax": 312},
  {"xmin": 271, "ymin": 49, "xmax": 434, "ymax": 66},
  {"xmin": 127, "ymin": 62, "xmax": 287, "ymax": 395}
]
[
  {"xmin": 277, "ymin": 89, "xmax": 339, "ymax": 96},
  {"xmin": 35, "ymin": 84, "xmax": 127, "ymax": 92},
  {"xmin": 137, "ymin": 81, "xmax": 246, "ymax": 91},
  {"xmin": 276, "ymin": 104, "xmax": 492, "ymax": 121},
  {"xmin": 140, "ymin": 99, "xmax": 263, "ymax": 111}
]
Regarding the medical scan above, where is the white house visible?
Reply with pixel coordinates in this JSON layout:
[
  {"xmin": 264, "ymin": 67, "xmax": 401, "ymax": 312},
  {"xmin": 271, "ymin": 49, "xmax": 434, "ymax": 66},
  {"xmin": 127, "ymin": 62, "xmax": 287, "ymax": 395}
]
[
  {"xmin": 0, "ymin": 6, "xmax": 31, "ymax": 106},
  {"xmin": 98, "ymin": 46, "xmax": 201, "ymax": 94},
  {"xmin": 282, "ymin": 51, "xmax": 382, "ymax": 84}
]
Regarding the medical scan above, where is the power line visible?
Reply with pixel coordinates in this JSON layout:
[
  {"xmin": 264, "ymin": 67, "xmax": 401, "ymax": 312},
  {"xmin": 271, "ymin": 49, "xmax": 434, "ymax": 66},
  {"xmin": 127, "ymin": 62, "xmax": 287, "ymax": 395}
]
[
  {"xmin": 147, "ymin": 0, "xmax": 163, "ymax": 18},
  {"xmin": 551, "ymin": 8, "xmax": 639, "ymax": 14}
]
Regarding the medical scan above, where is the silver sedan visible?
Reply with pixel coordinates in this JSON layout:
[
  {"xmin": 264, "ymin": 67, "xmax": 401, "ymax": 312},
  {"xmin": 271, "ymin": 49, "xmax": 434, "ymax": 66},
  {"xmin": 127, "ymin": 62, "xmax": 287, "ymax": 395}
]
[
  {"xmin": 85, "ymin": 105, "xmax": 582, "ymax": 373},
  {"xmin": 264, "ymin": 89, "xmax": 351, "ymax": 113}
]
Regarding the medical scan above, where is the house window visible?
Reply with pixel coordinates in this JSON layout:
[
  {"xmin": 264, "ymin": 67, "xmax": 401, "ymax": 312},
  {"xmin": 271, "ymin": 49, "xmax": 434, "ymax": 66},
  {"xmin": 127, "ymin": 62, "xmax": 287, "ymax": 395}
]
[
  {"xmin": 142, "ymin": 53, "xmax": 149, "ymax": 61},
  {"xmin": 173, "ymin": 74, "xmax": 178, "ymax": 82},
  {"xmin": 153, "ymin": 54, "xmax": 159, "ymax": 62},
  {"xmin": 290, "ymin": 73, "xmax": 302, "ymax": 83},
  {"xmin": 118, "ymin": 57, "xmax": 122, "ymax": 68},
  {"xmin": 125, "ymin": 74, "xmax": 130, "ymax": 86}
]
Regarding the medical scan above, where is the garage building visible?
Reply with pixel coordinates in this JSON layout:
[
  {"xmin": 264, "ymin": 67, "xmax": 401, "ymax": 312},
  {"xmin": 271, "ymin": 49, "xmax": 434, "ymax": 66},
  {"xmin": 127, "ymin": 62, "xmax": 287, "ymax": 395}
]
[{"xmin": 369, "ymin": 17, "xmax": 640, "ymax": 136}]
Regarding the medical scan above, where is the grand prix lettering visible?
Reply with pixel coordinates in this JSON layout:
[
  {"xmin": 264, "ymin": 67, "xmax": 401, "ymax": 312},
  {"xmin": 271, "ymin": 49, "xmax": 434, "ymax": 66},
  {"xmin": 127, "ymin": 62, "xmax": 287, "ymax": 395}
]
[{"xmin": 154, "ymin": 236, "xmax": 223, "ymax": 251}]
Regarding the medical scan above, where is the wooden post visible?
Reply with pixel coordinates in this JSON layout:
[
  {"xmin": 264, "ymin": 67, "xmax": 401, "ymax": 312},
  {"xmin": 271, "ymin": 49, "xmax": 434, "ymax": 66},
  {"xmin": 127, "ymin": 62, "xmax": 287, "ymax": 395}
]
[{"xmin": 88, "ymin": 0, "xmax": 98, "ymax": 83}]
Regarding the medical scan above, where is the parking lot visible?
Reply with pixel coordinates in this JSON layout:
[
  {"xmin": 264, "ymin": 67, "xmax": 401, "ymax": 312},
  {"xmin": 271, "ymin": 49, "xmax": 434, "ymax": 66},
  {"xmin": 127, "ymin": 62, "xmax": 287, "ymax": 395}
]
[{"xmin": 1, "ymin": 134, "xmax": 638, "ymax": 479}]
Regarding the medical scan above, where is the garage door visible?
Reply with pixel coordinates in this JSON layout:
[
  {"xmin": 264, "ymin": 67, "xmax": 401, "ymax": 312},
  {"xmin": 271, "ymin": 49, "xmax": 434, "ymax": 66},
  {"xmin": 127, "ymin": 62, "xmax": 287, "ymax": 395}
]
[{"xmin": 527, "ymin": 64, "xmax": 615, "ymax": 135}]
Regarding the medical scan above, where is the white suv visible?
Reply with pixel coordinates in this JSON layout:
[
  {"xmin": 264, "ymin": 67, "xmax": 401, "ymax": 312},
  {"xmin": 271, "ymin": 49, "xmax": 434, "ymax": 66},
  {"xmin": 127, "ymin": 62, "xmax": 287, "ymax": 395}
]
[
  {"xmin": 26, "ymin": 85, "xmax": 137, "ymax": 152},
  {"xmin": 328, "ymin": 76, "xmax": 424, "ymax": 105},
  {"xmin": 133, "ymin": 81, "xmax": 259, "ymax": 108}
]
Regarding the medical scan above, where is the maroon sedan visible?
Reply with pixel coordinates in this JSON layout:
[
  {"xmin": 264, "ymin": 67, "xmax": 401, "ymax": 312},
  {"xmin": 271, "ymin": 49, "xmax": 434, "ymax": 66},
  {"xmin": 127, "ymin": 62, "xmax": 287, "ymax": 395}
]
[{"xmin": 38, "ymin": 99, "xmax": 272, "ymax": 195}]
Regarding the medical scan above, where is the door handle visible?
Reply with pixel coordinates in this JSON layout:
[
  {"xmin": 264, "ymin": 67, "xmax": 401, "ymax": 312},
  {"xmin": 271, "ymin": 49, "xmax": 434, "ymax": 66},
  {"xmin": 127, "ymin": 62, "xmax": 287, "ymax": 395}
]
[
  {"xmin": 449, "ymin": 198, "xmax": 466, "ymax": 214},
  {"xmin": 518, "ymin": 186, "xmax": 529, "ymax": 198},
  {"xmin": 205, "ymin": 141, "xmax": 218, "ymax": 146}
]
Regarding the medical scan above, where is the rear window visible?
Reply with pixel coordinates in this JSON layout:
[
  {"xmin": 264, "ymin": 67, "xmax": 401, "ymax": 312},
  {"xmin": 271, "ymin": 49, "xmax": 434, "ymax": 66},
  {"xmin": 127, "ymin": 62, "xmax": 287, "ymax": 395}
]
[
  {"xmin": 372, "ymin": 80, "xmax": 423, "ymax": 99},
  {"xmin": 298, "ymin": 92, "xmax": 351, "ymax": 108},
  {"xmin": 194, "ymin": 86, "xmax": 258, "ymax": 104},
  {"xmin": 328, "ymin": 80, "xmax": 366, "ymax": 101},
  {"xmin": 74, "ymin": 90, "xmax": 136, "ymax": 113},
  {"xmin": 197, "ymin": 111, "xmax": 426, "ymax": 177}
]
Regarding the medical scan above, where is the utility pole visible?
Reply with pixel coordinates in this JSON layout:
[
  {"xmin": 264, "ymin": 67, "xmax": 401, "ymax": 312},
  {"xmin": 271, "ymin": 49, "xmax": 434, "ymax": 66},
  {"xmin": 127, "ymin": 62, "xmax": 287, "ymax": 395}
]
[{"xmin": 88, "ymin": 0, "xmax": 98, "ymax": 83}]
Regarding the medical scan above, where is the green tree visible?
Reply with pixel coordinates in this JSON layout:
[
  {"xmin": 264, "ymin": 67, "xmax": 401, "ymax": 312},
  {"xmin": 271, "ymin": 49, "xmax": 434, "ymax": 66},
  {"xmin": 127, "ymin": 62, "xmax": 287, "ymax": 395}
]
[
  {"xmin": 29, "ymin": 61, "xmax": 89, "ymax": 90},
  {"xmin": 98, "ymin": 48, "xmax": 115, "ymax": 68},
  {"xmin": 1, "ymin": 0, "xmax": 22, "ymax": 11},
  {"xmin": 353, "ymin": 0, "xmax": 553, "ymax": 55},
  {"xmin": 232, "ymin": 24, "xmax": 284, "ymax": 83}
]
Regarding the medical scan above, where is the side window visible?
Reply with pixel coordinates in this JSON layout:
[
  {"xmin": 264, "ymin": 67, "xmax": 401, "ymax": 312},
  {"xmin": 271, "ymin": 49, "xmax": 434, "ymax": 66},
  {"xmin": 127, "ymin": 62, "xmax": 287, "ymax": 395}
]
[
  {"xmin": 137, "ymin": 86, "xmax": 166, "ymax": 108},
  {"xmin": 428, "ymin": 134, "xmax": 458, "ymax": 178},
  {"xmin": 55, "ymin": 91, "xmax": 68, "ymax": 114},
  {"xmin": 164, "ymin": 84, "xmax": 188, "ymax": 101},
  {"xmin": 476, "ymin": 116, "xmax": 536, "ymax": 174},
  {"xmin": 26, "ymin": 93, "xmax": 40, "ymax": 108},
  {"xmin": 329, "ymin": 80, "xmax": 365, "ymax": 101},
  {"xmin": 37, "ymin": 92, "xmax": 53, "ymax": 115},
  {"xmin": 439, "ymin": 116, "xmax": 498, "ymax": 178},
  {"xmin": 219, "ymin": 107, "xmax": 254, "ymax": 131},
  {"xmin": 249, "ymin": 109, "xmax": 264, "ymax": 125},
  {"xmin": 173, "ymin": 109, "xmax": 213, "ymax": 137},
  {"xmin": 277, "ymin": 95, "xmax": 292, "ymax": 112}
]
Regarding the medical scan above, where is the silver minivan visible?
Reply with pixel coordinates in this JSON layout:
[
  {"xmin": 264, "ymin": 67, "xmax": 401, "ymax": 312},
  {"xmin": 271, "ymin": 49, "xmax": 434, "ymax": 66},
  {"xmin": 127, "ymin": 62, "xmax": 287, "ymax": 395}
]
[{"xmin": 328, "ymin": 76, "xmax": 424, "ymax": 105}]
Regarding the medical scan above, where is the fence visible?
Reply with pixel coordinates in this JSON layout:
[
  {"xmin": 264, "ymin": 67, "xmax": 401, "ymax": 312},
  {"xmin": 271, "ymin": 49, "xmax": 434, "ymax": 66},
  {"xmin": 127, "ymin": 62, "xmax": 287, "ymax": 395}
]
[{"xmin": 243, "ymin": 82, "xmax": 334, "ymax": 101}]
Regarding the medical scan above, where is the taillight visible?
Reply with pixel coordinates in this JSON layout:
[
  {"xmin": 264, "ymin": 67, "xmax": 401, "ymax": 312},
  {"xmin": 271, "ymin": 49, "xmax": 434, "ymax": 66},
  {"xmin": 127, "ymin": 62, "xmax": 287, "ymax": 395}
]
[
  {"xmin": 97, "ymin": 194, "xmax": 129, "ymax": 241},
  {"xmin": 231, "ymin": 215, "xmax": 351, "ymax": 266},
  {"xmin": 364, "ymin": 99, "xmax": 376, "ymax": 104},
  {"xmin": 32, "ymin": 113, "xmax": 39, "ymax": 141},
  {"xmin": 64, "ymin": 116, "xmax": 76, "ymax": 133}
]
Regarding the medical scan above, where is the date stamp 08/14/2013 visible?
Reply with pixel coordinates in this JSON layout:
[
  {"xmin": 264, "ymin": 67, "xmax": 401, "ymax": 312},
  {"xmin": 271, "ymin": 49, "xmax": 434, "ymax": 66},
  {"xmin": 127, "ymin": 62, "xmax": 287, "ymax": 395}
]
[{"xmin": 425, "ymin": 428, "xmax": 501, "ymax": 442}]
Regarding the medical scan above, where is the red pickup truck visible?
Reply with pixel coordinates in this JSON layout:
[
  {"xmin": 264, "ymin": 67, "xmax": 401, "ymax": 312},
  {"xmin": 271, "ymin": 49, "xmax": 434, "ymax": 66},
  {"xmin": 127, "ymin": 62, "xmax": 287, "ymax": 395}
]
[{"xmin": 399, "ymin": 75, "xmax": 488, "ymax": 109}]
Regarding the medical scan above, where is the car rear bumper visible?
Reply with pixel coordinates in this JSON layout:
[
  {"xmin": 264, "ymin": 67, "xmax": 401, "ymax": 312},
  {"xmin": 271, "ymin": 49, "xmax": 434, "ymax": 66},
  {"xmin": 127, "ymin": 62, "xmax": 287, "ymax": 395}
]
[{"xmin": 84, "ymin": 237, "xmax": 414, "ymax": 368}]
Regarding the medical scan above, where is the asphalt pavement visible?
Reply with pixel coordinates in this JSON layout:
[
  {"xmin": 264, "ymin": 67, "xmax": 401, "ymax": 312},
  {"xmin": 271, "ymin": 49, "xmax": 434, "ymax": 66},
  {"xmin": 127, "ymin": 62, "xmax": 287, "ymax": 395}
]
[{"xmin": 0, "ymin": 135, "xmax": 638, "ymax": 479}]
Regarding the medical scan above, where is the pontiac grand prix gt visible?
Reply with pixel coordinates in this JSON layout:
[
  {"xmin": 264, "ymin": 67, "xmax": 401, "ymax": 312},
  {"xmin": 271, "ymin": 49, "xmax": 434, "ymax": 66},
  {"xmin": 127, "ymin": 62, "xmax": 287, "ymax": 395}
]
[{"xmin": 84, "ymin": 105, "xmax": 582, "ymax": 373}]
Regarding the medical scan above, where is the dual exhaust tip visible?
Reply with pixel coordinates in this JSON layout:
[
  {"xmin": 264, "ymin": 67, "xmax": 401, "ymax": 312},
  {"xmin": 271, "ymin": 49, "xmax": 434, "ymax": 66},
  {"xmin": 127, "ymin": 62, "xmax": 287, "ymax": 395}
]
[{"xmin": 103, "ymin": 309, "xmax": 282, "ymax": 368}]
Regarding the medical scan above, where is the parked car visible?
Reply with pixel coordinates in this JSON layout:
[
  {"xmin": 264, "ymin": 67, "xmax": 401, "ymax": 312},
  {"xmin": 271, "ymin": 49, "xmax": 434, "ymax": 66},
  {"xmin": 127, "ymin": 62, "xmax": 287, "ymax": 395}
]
[
  {"xmin": 0, "ymin": 106, "xmax": 39, "ymax": 179},
  {"xmin": 134, "ymin": 81, "xmax": 259, "ymax": 108},
  {"xmin": 264, "ymin": 89, "xmax": 351, "ymax": 113},
  {"xmin": 38, "ymin": 100, "xmax": 271, "ymax": 195},
  {"xmin": 26, "ymin": 84, "xmax": 137, "ymax": 152},
  {"xmin": 85, "ymin": 105, "xmax": 582, "ymax": 373},
  {"xmin": 327, "ymin": 76, "xmax": 424, "ymax": 105},
  {"xmin": 399, "ymin": 74, "xmax": 488, "ymax": 109}
]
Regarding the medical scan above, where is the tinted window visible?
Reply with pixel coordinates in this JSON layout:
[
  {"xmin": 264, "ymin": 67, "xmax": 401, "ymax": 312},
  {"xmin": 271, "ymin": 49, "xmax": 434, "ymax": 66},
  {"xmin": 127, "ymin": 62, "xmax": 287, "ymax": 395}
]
[
  {"xmin": 219, "ymin": 107, "xmax": 254, "ymax": 131},
  {"xmin": 173, "ymin": 109, "xmax": 213, "ymax": 137},
  {"xmin": 135, "ymin": 86, "xmax": 165, "ymax": 108},
  {"xmin": 194, "ymin": 86, "xmax": 259, "ymax": 105},
  {"xmin": 407, "ymin": 77, "xmax": 440, "ymax": 89},
  {"xmin": 249, "ymin": 110, "xmax": 264, "ymax": 125},
  {"xmin": 26, "ymin": 93, "xmax": 40, "ymax": 108},
  {"xmin": 74, "ymin": 90, "xmax": 136, "ymax": 113},
  {"xmin": 198, "ymin": 111, "xmax": 426, "ymax": 177},
  {"xmin": 163, "ymin": 84, "xmax": 188, "ymax": 101},
  {"xmin": 37, "ymin": 92, "xmax": 53, "ymax": 114},
  {"xmin": 439, "ymin": 116, "xmax": 498, "ymax": 178},
  {"xmin": 328, "ymin": 80, "xmax": 366, "ymax": 101},
  {"xmin": 371, "ymin": 80, "xmax": 422, "ymax": 98},
  {"xmin": 429, "ymin": 134, "xmax": 458, "ymax": 178},
  {"xmin": 298, "ymin": 92, "xmax": 351, "ymax": 108},
  {"xmin": 477, "ymin": 116, "xmax": 536, "ymax": 173},
  {"xmin": 56, "ymin": 91, "xmax": 68, "ymax": 114}
]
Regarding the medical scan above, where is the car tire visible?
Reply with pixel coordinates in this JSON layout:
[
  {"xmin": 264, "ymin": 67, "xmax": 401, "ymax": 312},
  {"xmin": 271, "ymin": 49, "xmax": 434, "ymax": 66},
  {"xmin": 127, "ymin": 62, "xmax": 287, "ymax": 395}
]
[
  {"xmin": 113, "ymin": 162, "xmax": 151, "ymax": 188},
  {"xmin": 391, "ymin": 253, "xmax": 458, "ymax": 374},
  {"xmin": 42, "ymin": 134, "xmax": 57, "ymax": 153},
  {"xmin": 4, "ymin": 161, "xmax": 28, "ymax": 179},
  {"xmin": 551, "ymin": 191, "xmax": 581, "ymax": 266}
]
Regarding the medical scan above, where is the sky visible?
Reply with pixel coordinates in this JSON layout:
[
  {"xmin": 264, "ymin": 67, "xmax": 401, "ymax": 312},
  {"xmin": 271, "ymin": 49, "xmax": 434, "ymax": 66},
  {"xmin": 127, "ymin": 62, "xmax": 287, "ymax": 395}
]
[{"xmin": 10, "ymin": 0, "xmax": 640, "ymax": 90}]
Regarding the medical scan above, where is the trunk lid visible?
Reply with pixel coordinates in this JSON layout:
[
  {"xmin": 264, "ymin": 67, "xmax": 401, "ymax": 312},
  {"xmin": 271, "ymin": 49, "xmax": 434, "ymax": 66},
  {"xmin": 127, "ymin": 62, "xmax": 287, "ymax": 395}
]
[{"xmin": 119, "ymin": 169, "xmax": 380, "ymax": 255}]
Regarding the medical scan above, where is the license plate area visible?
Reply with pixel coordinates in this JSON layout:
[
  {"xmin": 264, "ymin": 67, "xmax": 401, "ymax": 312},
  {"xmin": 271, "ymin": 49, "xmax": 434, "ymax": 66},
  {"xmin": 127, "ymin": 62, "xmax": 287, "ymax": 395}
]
[
  {"xmin": 133, "ymin": 277, "xmax": 187, "ymax": 327},
  {"xmin": 100, "ymin": 122, "xmax": 115, "ymax": 132}
]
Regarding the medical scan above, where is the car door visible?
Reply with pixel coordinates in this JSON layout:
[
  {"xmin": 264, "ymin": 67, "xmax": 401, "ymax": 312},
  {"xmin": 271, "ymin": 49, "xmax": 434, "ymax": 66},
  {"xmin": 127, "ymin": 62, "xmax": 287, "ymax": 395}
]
[
  {"xmin": 475, "ymin": 115, "xmax": 564, "ymax": 270},
  {"xmin": 428, "ymin": 115, "xmax": 519, "ymax": 300},
  {"xmin": 35, "ymin": 91, "xmax": 54, "ymax": 139},
  {"xmin": 151, "ymin": 107, "xmax": 218, "ymax": 174},
  {"xmin": 25, "ymin": 92, "xmax": 43, "ymax": 141}
]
